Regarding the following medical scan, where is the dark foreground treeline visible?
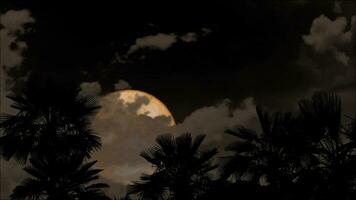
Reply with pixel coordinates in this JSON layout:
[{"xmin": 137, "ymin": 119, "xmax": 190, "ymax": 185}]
[{"xmin": 0, "ymin": 85, "xmax": 355, "ymax": 200}]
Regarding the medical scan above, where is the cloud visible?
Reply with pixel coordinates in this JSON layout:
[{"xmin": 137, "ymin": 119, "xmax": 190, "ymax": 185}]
[
  {"xmin": 201, "ymin": 27, "xmax": 213, "ymax": 36},
  {"xmin": 172, "ymin": 98, "xmax": 257, "ymax": 146},
  {"xmin": 0, "ymin": 10, "xmax": 34, "ymax": 68},
  {"xmin": 92, "ymin": 91, "xmax": 172, "ymax": 186},
  {"xmin": 302, "ymin": 15, "xmax": 353, "ymax": 66},
  {"xmin": 333, "ymin": 1, "xmax": 342, "ymax": 14},
  {"xmin": 0, "ymin": 10, "xmax": 34, "ymax": 115},
  {"xmin": 92, "ymin": 90, "xmax": 257, "ymax": 188},
  {"xmin": 114, "ymin": 79, "xmax": 131, "ymax": 90},
  {"xmin": 179, "ymin": 32, "xmax": 199, "ymax": 43},
  {"xmin": 79, "ymin": 82, "xmax": 102, "ymax": 97},
  {"xmin": 294, "ymin": 14, "xmax": 356, "ymax": 123},
  {"xmin": 128, "ymin": 33, "xmax": 178, "ymax": 54},
  {"xmin": 0, "ymin": 11, "xmax": 34, "ymax": 198},
  {"xmin": 127, "ymin": 28, "xmax": 212, "ymax": 55},
  {"xmin": 0, "ymin": 160, "xmax": 27, "ymax": 199}
]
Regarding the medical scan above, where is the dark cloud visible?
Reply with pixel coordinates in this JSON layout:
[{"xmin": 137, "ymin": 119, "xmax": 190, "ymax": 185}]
[
  {"xmin": 3, "ymin": 1, "xmax": 350, "ymax": 118},
  {"xmin": 180, "ymin": 32, "xmax": 199, "ymax": 43},
  {"xmin": 333, "ymin": 1, "xmax": 343, "ymax": 14},
  {"xmin": 0, "ymin": 160, "xmax": 27, "ymax": 199},
  {"xmin": 114, "ymin": 80, "xmax": 131, "ymax": 90},
  {"xmin": 0, "ymin": 9, "xmax": 34, "ymax": 71},
  {"xmin": 0, "ymin": 9, "xmax": 34, "ymax": 47},
  {"xmin": 79, "ymin": 81, "xmax": 102, "ymax": 97},
  {"xmin": 0, "ymin": 9, "xmax": 34, "ymax": 113}
]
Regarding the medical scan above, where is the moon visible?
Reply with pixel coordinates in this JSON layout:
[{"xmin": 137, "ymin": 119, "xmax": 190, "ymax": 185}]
[
  {"xmin": 94, "ymin": 89, "xmax": 175, "ymax": 127},
  {"xmin": 117, "ymin": 90, "xmax": 176, "ymax": 126},
  {"xmin": 92, "ymin": 89, "xmax": 176, "ymax": 193}
]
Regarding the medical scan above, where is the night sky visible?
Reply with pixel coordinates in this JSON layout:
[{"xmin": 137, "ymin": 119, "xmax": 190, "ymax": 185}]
[{"xmin": 0, "ymin": 0, "xmax": 355, "ymax": 197}]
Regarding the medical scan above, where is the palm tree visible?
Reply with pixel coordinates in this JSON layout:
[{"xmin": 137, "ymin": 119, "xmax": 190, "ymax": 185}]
[
  {"xmin": 296, "ymin": 92, "xmax": 356, "ymax": 199},
  {"xmin": 0, "ymin": 84, "xmax": 101, "ymax": 163},
  {"xmin": 10, "ymin": 152, "xmax": 110, "ymax": 200},
  {"xmin": 129, "ymin": 133, "xmax": 218, "ymax": 200},
  {"xmin": 221, "ymin": 106, "xmax": 298, "ymax": 190},
  {"xmin": 129, "ymin": 172, "xmax": 168, "ymax": 200},
  {"xmin": 222, "ymin": 92, "xmax": 356, "ymax": 199}
]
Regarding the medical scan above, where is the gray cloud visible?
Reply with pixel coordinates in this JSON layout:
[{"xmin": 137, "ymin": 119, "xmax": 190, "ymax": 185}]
[
  {"xmin": 79, "ymin": 81, "xmax": 102, "ymax": 97},
  {"xmin": 201, "ymin": 27, "xmax": 213, "ymax": 36},
  {"xmin": 0, "ymin": 160, "xmax": 27, "ymax": 199},
  {"xmin": 179, "ymin": 32, "xmax": 199, "ymax": 43},
  {"xmin": 0, "ymin": 10, "xmax": 34, "ymax": 114},
  {"xmin": 0, "ymin": 10, "xmax": 34, "ymax": 199},
  {"xmin": 127, "ymin": 28, "xmax": 212, "ymax": 55},
  {"xmin": 303, "ymin": 15, "xmax": 353, "ymax": 66},
  {"xmin": 333, "ymin": 1, "xmax": 343, "ymax": 14},
  {"xmin": 0, "ymin": 10, "xmax": 34, "ymax": 69},
  {"xmin": 91, "ymin": 90, "xmax": 257, "ymax": 194},
  {"xmin": 297, "ymin": 14, "xmax": 355, "ymax": 118},
  {"xmin": 128, "ymin": 33, "xmax": 178, "ymax": 54},
  {"xmin": 114, "ymin": 79, "xmax": 131, "ymax": 90},
  {"xmin": 172, "ymin": 98, "xmax": 258, "ymax": 147}
]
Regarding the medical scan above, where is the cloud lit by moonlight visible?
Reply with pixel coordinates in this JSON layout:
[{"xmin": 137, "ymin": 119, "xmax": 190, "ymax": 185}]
[
  {"xmin": 92, "ymin": 90, "xmax": 257, "ymax": 193},
  {"xmin": 92, "ymin": 90, "xmax": 175, "ymax": 186}
]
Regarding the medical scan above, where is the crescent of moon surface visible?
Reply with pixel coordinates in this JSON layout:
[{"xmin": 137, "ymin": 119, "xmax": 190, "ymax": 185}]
[
  {"xmin": 118, "ymin": 89, "xmax": 176, "ymax": 126},
  {"xmin": 95, "ymin": 89, "xmax": 176, "ymax": 126}
]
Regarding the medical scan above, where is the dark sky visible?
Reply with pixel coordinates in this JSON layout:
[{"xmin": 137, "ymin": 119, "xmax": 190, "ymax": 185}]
[
  {"xmin": 2, "ymin": 0, "xmax": 354, "ymax": 121},
  {"xmin": 1, "ymin": 0, "xmax": 356, "ymax": 197}
]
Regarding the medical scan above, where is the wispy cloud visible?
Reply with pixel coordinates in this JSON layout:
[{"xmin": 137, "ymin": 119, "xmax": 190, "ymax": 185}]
[{"xmin": 126, "ymin": 28, "xmax": 212, "ymax": 55}]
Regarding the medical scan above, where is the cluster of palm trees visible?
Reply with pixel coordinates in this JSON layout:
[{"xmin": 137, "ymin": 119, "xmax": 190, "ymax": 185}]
[
  {"xmin": 1, "ymin": 85, "xmax": 355, "ymax": 200},
  {"xmin": 126, "ymin": 92, "xmax": 356, "ymax": 200},
  {"xmin": 214, "ymin": 93, "xmax": 356, "ymax": 200},
  {"xmin": 0, "ymin": 85, "xmax": 109, "ymax": 200}
]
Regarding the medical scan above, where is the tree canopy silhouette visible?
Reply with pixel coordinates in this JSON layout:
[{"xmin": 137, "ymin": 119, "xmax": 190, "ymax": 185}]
[
  {"xmin": 0, "ymin": 83, "xmax": 101, "ymax": 163},
  {"xmin": 296, "ymin": 92, "xmax": 356, "ymax": 199},
  {"xmin": 10, "ymin": 152, "xmax": 110, "ymax": 200},
  {"xmin": 221, "ymin": 92, "xmax": 356, "ymax": 200},
  {"xmin": 129, "ymin": 133, "xmax": 218, "ymax": 200},
  {"xmin": 221, "ymin": 106, "xmax": 300, "ymax": 199}
]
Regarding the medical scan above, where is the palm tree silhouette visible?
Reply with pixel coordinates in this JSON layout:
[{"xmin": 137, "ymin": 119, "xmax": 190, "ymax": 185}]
[
  {"xmin": 221, "ymin": 92, "xmax": 356, "ymax": 199},
  {"xmin": 10, "ymin": 152, "xmax": 110, "ymax": 200},
  {"xmin": 0, "ymin": 84, "xmax": 101, "ymax": 163},
  {"xmin": 296, "ymin": 92, "xmax": 356, "ymax": 199},
  {"xmin": 129, "ymin": 133, "xmax": 218, "ymax": 200},
  {"xmin": 221, "ymin": 106, "xmax": 298, "ymax": 190},
  {"xmin": 129, "ymin": 172, "xmax": 167, "ymax": 200}
]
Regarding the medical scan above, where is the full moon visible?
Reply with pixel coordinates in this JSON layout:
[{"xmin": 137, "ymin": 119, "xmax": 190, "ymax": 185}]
[
  {"xmin": 94, "ymin": 89, "xmax": 175, "ymax": 126},
  {"xmin": 117, "ymin": 90, "xmax": 176, "ymax": 126},
  {"xmin": 92, "ymin": 89, "xmax": 176, "ymax": 193}
]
